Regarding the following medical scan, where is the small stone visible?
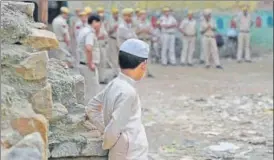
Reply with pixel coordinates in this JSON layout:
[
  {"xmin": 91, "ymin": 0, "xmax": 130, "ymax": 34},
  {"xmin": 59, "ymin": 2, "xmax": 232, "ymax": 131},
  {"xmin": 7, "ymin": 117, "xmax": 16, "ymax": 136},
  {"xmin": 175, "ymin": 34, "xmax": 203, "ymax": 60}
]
[
  {"xmin": 208, "ymin": 142, "xmax": 239, "ymax": 152},
  {"xmin": 51, "ymin": 142, "xmax": 80, "ymax": 158},
  {"xmin": 15, "ymin": 51, "xmax": 48, "ymax": 80},
  {"xmin": 180, "ymin": 156, "xmax": 194, "ymax": 160},
  {"xmin": 248, "ymin": 136, "xmax": 267, "ymax": 145},
  {"xmin": 50, "ymin": 103, "xmax": 68, "ymax": 122}
]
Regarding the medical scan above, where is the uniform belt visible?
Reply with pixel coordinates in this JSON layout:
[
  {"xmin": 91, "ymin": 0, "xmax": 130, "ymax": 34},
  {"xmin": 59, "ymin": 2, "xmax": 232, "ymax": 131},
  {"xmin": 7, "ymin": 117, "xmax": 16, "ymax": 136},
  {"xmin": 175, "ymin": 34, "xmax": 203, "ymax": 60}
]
[
  {"xmin": 80, "ymin": 61, "xmax": 87, "ymax": 65},
  {"xmin": 204, "ymin": 35, "xmax": 215, "ymax": 38},
  {"xmin": 240, "ymin": 30, "xmax": 249, "ymax": 33},
  {"xmin": 184, "ymin": 34, "xmax": 196, "ymax": 37},
  {"xmin": 164, "ymin": 32, "xmax": 175, "ymax": 35}
]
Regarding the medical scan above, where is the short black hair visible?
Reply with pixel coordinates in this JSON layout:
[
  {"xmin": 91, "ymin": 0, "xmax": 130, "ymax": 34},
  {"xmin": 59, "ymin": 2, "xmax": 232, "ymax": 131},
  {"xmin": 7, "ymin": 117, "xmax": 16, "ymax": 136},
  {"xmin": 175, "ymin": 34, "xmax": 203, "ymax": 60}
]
[
  {"xmin": 119, "ymin": 50, "xmax": 147, "ymax": 69},
  {"xmin": 88, "ymin": 14, "xmax": 101, "ymax": 24}
]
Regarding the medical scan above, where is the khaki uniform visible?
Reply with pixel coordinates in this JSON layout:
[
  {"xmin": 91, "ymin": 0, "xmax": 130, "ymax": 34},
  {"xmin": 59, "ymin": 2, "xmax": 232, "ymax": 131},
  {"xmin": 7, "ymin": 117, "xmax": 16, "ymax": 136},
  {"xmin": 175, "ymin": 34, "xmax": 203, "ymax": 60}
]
[
  {"xmin": 86, "ymin": 73, "xmax": 148, "ymax": 160},
  {"xmin": 179, "ymin": 18, "xmax": 197, "ymax": 64},
  {"xmin": 151, "ymin": 27, "xmax": 161, "ymax": 62},
  {"xmin": 136, "ymin": 19, "xmax": 152, "ymax": 55},
  {"xmin": 77, "ymin": 26, "xmax": 100, "ymax": 104},
  {"xmin": 106, "ymin": 17, "xmax": 121, "ymax": 74},
  {"xmin": 52, "ymin": 15, "xmax": 72, "ymax": 62},
  {"xmin": 75, "ymin": 20, "xmax": 88, "ymax": 41},
  {"xmin": 200, "ymin": 18, "xmax": 221, "ymax": 66},
  {"xmin": 117, "ymin": 20, "xmax": 138, "ymax": 47},
  {"xmin": 159, "ymin": 15, "xmax": 177, "ymax": 65},
  {"xmin": 98, "ymin": 20, "xmax": 114, "ymax": 83},
  {"xmin": 199, "ymin": 15, "xmax": 205, "ymax": 62},
  {"xmin": 236, "ymin": 13, "xmax": 252, "ymax": 61}
]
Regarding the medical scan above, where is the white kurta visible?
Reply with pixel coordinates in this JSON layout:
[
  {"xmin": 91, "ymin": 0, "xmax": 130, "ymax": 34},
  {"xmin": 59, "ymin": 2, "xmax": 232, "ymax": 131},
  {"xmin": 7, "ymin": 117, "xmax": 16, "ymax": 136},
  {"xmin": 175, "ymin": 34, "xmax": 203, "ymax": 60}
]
[{"xmin": 86, "ymin": 73, "xmax": 149, "ymax": 160}]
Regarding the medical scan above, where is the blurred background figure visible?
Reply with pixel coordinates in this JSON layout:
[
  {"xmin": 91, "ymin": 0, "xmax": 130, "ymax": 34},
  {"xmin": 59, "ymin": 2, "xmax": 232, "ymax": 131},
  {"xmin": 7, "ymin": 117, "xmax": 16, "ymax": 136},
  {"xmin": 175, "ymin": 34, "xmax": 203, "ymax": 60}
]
[
  {"xmin": 236, "ymin": 5, "xmax": 253, "ymax": 63},
  {"xmin": 200, "ymin": 9, "xmax": 222, "ymax": 69},
  {"xmin": 159, "ymin": 7, "xmax": 178, "ymax": 66},
  {"xmin": 225, "ymin": 16, "xmax": 238, "ymax": 59},
  {"xmin": 151, "ymin": 20, "xmax": 161, "ymax": 63},
  {"xmin": 179, "ymin": 10, "xmax": 197, "ymax": 66},
  {"xmin": 52, "ymin": 6, "xmax": 73, "ymax": 68},
  {"xmin": 107, "ymin": 8, "xmax": 121, "ymax": 76}
]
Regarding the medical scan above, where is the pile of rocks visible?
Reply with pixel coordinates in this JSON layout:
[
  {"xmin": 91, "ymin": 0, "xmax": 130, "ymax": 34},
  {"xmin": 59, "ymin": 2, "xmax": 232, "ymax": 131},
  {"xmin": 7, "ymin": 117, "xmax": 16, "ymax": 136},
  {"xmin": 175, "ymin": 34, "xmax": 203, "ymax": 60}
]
[{"xmin": 1, "ymin": 1, "xmax": 107, "ymax": 160}]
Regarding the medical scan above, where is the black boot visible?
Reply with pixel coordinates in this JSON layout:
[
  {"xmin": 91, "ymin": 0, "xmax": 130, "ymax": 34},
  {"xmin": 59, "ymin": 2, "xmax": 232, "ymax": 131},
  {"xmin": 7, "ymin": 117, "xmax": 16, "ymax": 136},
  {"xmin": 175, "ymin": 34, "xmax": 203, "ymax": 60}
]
[{"xmin": 216, "ymin": 65, "xmax": 223, "ymax": 69}]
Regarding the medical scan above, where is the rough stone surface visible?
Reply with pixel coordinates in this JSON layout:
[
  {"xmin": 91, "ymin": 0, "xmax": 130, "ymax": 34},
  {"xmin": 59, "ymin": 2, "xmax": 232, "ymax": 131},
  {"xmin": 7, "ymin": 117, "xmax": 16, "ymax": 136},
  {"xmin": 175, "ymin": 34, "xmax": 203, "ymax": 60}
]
[
  {"xmin": 81, "ymin": 139, "xmax": 108, "ymax": 156},
  {"xmin": 2, "ymin": 132, "xmax": 44, "ymax": 160},
  {"xmin": 15, "ymin": 51, "xmax": 49, "ymax": 80},
  {"xmin": 31, "ymin": 83, "xmax": 53, "ymax": 119},
  {"xmin": 48, "ymin": 59, "xmax": 77, "ymax": 106},
  {"xmin": 51, "ymin": 103, "xmax": 69, "ymax": 122},
  {"xmin": 51, "ymin": 142, "xmax": 81, "ymax": 158},
  {"xmin": 73, "ymin": 75, "xmax": 85, "ymax": 105},
  {"xmin": 22, "ymin": 28, "xmax": 59, "ymax": 50},
  {"xmin": 0, "ymin": 1, "xmax": 33, "ymax": 43}
]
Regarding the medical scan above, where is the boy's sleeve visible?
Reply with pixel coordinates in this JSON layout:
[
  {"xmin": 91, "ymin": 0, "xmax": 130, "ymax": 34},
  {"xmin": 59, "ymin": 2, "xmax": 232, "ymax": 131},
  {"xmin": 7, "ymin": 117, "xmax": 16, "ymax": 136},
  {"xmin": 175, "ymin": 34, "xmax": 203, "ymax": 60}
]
[
  {"xmin": 86, "ymin": 90, "xmax": 105, "ymax": 133},
  {"xmin": 102, "ymin": 92, "xmax": 135, "ymax": 150}
]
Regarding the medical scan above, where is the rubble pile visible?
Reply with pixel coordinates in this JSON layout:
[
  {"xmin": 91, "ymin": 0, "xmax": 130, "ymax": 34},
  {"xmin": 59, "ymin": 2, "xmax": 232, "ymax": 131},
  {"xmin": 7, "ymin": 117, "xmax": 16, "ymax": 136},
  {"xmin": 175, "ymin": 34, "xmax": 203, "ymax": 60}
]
[{"xmin": 1, "ymin": 2, "xmax": 107, "ymax": 160}]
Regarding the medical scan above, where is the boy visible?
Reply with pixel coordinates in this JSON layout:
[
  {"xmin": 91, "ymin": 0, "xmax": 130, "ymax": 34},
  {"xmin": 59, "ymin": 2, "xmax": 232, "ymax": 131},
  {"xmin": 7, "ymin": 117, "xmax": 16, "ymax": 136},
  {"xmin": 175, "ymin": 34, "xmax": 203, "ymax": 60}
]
[{"xmin": 86, "ymin": 38, "xmax": 149, "ymax": 160}]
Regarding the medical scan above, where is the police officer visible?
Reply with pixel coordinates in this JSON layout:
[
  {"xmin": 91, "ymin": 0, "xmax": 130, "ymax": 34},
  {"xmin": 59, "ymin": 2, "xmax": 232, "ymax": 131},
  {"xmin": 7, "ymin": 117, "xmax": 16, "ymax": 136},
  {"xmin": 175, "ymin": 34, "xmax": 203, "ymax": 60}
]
[
  {"xmin": 74, "ymin": 11, "xmax": 88, "ymax": 41},
  {"xmin": 236, "ymin": 5, "xmax": 253, "ymax": 63},
  {"xmin": 151, "ymin": 20, "xmax": 161, "ymax": 63},
  {"xmin": 107, "ymin": 8, "xmax": 121, "ymax": 75},
  {"xmin": 135, "ymin": 10, "xmax": 154, "ymax": 77},
  {"xmin": 159, "ymin": 7, "xmax": 178, "ymax": 66},
  {"xmin": 117, "ymin": 8, "xmax": 137, "ymax": 47},
  {"xmin": 52, "ymin": 7, "xmax": 72, "ymax": 68},
  {"xmin": 77, "ymin": 14, "xmax": 102, "ymax": 104},
  {"xmin": 200, "ymin": 9, "xmax": 223, "ymax": 69},
  {"xmin": 96, "ymin": 7, "xmax": 113, "ymax": 84},
  {"xmin": 133, "ymin": 8, "xmax": 141, "ymax": 25},
  {"xmin": 179, "ymin": 10, "xmax": 197, "ymax": 66}
]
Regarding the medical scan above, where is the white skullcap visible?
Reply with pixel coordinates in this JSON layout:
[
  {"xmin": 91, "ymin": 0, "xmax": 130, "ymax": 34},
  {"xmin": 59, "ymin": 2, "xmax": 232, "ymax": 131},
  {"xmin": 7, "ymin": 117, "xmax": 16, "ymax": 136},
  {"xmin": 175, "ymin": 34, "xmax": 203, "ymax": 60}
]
[{"xmin": 120, "ymin": 39, "xmax": 149, "ymax": 58}]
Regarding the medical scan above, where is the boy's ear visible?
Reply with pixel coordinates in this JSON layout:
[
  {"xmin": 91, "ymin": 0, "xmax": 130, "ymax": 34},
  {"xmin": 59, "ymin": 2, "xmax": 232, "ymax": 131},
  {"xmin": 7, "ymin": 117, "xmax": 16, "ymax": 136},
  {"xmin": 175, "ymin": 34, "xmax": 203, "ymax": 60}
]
[{"xmin": 140, "ymin": 61, "xmax": 147, "ymax": 70}]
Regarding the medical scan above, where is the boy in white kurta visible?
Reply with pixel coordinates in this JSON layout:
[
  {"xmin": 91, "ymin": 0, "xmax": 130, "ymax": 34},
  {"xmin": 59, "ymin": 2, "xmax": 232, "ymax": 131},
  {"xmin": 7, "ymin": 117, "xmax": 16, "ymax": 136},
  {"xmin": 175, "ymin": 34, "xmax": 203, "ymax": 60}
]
[{"xmin": 86, "ymin": 39, "xmax": 149, "ymax": 160}]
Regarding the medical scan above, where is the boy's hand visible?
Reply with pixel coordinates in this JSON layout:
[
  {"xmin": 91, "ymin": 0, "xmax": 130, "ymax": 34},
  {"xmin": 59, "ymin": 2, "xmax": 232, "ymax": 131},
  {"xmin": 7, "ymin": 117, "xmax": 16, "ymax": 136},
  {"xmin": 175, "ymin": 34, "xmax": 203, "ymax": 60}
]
[{"xmin": 98, "ymin": 104, "xmax": 103, "ymax": 112}]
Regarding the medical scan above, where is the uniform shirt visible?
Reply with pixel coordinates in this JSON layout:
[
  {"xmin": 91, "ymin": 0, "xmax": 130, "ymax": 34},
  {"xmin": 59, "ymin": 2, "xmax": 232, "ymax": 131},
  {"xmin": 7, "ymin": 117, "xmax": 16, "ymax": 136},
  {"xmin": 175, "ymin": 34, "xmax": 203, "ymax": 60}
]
[
  {"xmin": 86, "ymin": 72, "xmax": 148, "ymax": 158},
  {"xmin": 99, "ymin": 20, "xmax": 108, "ymax": 38},
  {"xmin": 236, "ymin": 13, "xmax": 252, "ymax": 32},
  {"xmin": 200, "ymin": 18, "xmax": 217, "ymax": 37},
  {"xmin": 107, "ymin": 17, "xmax": 120, "ymax": 38},
  {"xmin": 117, "ymin": 20, "xmax": 138, "ymax": 47},
  {"xmin": 136, "ymin": 19, "xmax": 152, "ymax": 40},
  {"xmin": 52, "ymin": 15, "xmax": 70, "ymax": 41},
  {"xmin": 74, "ymin": 20, "xmax": 88, "ymax": 39},
  {"xmin": 159, "ymin": 15, "xmax": 178, "ymax": 33},
  {"xmin": 77, "ymin": 26, "xmax": 100, "ymax": 64},
  {"xmin": 151, "ymin": 27, "xmax": 161, "ymax": 42},
  {"xmin": 179, "ymin": 18, "xmax": 197, "ymax": 36}
]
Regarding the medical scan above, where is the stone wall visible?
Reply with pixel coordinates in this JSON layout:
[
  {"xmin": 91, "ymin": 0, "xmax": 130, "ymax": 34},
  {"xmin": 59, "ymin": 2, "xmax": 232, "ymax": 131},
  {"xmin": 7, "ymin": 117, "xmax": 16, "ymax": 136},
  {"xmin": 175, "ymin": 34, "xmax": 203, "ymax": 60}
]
[{"xmin": 1, "ymin": 1, "xmax": 107, "ymax": 160}]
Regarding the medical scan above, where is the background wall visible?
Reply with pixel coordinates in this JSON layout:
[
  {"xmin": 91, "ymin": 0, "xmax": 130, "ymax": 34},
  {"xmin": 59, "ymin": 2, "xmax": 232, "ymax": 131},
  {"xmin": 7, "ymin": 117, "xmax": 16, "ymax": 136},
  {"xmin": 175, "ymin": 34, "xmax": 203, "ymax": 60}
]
[{"xmin": 67, "ymin": 1, "xmax": 273, "ymax": 51}]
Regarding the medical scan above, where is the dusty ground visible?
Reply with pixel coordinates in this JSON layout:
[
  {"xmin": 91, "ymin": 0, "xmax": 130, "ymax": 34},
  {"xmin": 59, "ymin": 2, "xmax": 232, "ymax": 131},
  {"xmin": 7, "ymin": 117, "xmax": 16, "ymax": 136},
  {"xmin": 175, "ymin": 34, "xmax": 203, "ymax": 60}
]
[{"xmin": 133, "ymin": 55, "xmax": 273, "ymax": 160}]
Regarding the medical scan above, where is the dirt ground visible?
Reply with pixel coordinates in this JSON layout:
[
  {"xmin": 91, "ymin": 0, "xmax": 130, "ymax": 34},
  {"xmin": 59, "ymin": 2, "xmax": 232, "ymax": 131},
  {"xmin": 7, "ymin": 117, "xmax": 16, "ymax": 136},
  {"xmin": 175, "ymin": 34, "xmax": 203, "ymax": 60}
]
[{"xmin": 133, "ymin": 55, "xmax": 273, "ymax": 160}]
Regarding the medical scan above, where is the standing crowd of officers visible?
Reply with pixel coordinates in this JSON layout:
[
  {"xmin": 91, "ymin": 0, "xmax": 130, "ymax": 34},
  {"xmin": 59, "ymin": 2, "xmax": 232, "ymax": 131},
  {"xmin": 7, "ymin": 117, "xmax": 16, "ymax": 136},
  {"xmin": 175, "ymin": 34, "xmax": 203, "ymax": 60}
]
[{"xmin": 51, "ymin": 5, "xmax": 253, "ymax": 103}]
